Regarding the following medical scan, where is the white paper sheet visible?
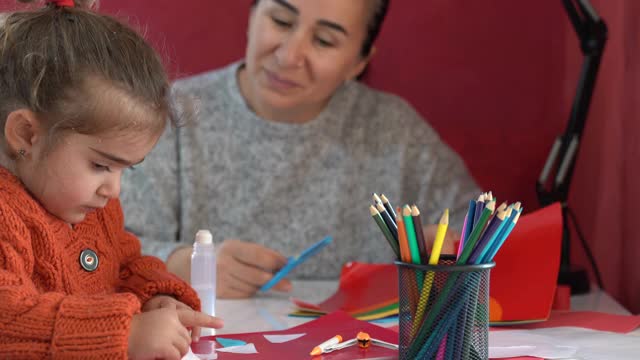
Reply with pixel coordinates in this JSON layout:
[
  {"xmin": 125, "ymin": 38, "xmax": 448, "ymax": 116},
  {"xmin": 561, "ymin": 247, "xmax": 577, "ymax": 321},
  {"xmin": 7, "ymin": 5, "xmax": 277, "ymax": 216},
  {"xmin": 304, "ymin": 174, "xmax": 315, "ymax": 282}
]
[
  {"xmin": 490, "ymin": 327, "xmax": 640, "ymax": 360},
  {"xmin": 489, "ymin": 330, "xmax": 577, "ymax": 358},
  {"xmin": 216, "ymin": 343, "xmax": 258, "ymax": 354},
  {"xmin": 182, "ymin": 347, "xmax": 217, "ymax": 360},
  {"xmin": 263, "ymin": 333, "xmax": 306, "ymax": 343}
]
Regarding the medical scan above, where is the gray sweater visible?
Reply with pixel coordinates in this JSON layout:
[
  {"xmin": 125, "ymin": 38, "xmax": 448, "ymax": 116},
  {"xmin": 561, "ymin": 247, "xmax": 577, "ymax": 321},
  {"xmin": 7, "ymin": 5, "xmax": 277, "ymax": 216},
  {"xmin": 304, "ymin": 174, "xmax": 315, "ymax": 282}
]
[{"xmin": 120, "ymin": 62, "xmax": 480, "ymax": 279}]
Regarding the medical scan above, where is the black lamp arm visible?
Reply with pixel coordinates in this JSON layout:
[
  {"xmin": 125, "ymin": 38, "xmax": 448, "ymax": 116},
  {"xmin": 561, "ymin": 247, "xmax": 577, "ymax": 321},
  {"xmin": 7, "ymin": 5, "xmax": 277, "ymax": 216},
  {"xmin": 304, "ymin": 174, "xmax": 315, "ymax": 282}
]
[{"xmin": 536, "ymin": 0, "xmax": 607, "ymax": 206}]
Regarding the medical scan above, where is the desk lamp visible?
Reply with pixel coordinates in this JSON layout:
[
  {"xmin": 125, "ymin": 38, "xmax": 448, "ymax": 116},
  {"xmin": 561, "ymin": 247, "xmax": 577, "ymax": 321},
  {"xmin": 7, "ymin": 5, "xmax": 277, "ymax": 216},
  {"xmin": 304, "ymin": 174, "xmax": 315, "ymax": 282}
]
[{"xmin": 536, "ymin": 0, "xmax": 607, "ymax": 295}]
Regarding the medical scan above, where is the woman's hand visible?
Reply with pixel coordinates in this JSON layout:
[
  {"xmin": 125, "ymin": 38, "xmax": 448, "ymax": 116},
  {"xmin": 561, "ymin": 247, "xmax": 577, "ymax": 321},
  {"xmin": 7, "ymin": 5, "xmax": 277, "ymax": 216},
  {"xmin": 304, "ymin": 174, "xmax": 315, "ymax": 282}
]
[
  {"xmin": 165, "ymin": 240, "xmax": 292, "ymax": 299},
  {"xmin": 216, "ymin": 239, "xmax": 292, "ymax": 298}
]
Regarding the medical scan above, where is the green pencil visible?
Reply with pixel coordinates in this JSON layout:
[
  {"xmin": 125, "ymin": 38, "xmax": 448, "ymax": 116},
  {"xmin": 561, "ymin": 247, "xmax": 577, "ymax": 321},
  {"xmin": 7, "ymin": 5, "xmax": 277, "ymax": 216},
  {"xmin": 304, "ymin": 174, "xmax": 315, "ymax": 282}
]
[
  {"xmin": 402, "ymin": 205, "xmax": 421, "ymax": 264},
  {"xmin": 457, "ymin": 200, "xmax": 495, "ymax": 264}
]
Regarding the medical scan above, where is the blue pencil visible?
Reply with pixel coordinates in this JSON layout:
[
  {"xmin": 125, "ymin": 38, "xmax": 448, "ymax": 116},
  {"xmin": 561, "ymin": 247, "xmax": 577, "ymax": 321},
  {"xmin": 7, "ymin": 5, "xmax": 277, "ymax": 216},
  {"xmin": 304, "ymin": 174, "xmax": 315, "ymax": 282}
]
[
  {"xmin": 473, "ymin": 194, "xmax": 486, "ymax": 227},
  {"xmin": 482, "ymin": 204, "xmax": 520, "ymax": 261},
  {"xmin": 475, "ymin": 206, "xmax": 512, "ymax": 263},
  {"xmin": 485, "ymin": 208, "xmax": 522, "ymax": 262},
  {"xmin": 467, "ymin": 203, "xmax": 508, "ymax": 264}
]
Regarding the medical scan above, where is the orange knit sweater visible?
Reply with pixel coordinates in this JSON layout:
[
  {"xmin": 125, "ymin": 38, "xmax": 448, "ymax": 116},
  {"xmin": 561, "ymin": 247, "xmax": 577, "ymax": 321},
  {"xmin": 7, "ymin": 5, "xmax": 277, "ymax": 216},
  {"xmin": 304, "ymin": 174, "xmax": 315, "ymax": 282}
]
[{"xmin": 0, "ymin": 166, "xmax": 200, "ymax": 359}]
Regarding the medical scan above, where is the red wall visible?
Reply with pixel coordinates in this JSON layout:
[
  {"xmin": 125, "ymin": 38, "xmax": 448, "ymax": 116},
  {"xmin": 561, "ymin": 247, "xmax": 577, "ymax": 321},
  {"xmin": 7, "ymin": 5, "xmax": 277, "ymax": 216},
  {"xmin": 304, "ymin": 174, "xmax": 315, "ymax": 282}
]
[
  {"xmin": 6, "ymin": 1, "xmax": 636, "ymax": 311},
  {"xmin": 96, "ymin": 2, "xmax": 640, "ymax": 312},
  {"xmin": 567, "ymin": 0, "xmax": 640, "ymax": 313},
  {"xmin": 97, "ymin": 0, "xmax": 568, "ymax": 213},
  {"xmin": 0, "ymin": 0, "xmax": 568, "ymax": 210}
]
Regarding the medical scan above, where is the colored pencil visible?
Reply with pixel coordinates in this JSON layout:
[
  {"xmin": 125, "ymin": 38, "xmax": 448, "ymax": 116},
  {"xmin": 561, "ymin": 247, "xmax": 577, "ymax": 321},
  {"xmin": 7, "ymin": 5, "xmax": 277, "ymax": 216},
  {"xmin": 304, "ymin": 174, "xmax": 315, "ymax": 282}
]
[
  {"xmin": 467, "ymin": 203, "xmax": 507, "ymax": 264},
  {"xmin": 457, "ymin": 214, "xmax": 467, "ymax": 257},
  {"xmin": 410, "ymin": 209, "xmax": 448, "ymax": 337},
  {"xmin": 370, "ymin": 205, "xmax": 400, "ymax": 258},
  {"xmin": 457, "ymin": 201, "xmax": 495, "ymax": 264},
  {"xmin": 402, "ymin": 205, "xmax": 422, "ymax": 265},
  {"xmin": 458, "ymin": 199, "xmax": 476, "ymax": 260},
  {"xmin": 376, "ymin": 203, "xmax": 398, "ymax": 241},
  {"xmin": 485, "ymin": 208, "xmax": 522, "ymax": 261},
  {"xmin": 484, "ymin": 204, "xmax": 519, "ymax": 257},
  {"xmin": 396, "ymin": 207, "xmax": 411, "ymax": 263},
  {"xmin": 372, "ymin": 193, "xmax": 383, "ymax": 206},
  {"xmin": 429, "ymin": 209, "xmax": 449, "ymax": 265},
  {"xmin": 410, "ymin": 205, "xmax": 428, "ymax": 263},
  {"xmin": 476, "ymin": 206, "xmax": 512, "ymax": 263},
  {"xmin": 473, "ymin": 193, "xmax": 486, "ymax": 226},
  {"xmin": 380, "ymin": 194, "xmax": 397, "ymax": 222},
  {"xmin": 397, "ymin": 206, "xmax": 420, "ymax": 320}
]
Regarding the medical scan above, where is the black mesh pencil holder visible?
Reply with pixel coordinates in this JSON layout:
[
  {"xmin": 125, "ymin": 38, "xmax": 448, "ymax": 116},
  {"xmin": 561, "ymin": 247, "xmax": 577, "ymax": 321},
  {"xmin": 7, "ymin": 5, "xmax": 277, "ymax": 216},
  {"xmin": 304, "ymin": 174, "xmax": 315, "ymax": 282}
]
[{"xmin": 395, "ymin": 256, "xmax": 495, "ymax": 360}]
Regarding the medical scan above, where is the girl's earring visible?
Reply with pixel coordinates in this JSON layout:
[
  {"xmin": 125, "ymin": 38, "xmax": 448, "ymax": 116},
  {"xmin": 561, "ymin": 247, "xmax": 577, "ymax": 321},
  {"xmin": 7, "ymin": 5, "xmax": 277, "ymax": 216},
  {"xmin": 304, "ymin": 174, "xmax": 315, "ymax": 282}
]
[{"xmin": 18, "ymin": 149, "xmax": 26, "ymax": 157}]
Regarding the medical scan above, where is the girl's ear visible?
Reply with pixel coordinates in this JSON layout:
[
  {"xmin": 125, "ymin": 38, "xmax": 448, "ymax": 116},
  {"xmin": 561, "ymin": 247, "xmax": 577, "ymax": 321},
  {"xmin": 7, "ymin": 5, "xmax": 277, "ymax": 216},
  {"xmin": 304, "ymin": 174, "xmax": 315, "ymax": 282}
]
[{"xmin": 4, "ymin": 109, "xmax": 44, "ymax": 157}]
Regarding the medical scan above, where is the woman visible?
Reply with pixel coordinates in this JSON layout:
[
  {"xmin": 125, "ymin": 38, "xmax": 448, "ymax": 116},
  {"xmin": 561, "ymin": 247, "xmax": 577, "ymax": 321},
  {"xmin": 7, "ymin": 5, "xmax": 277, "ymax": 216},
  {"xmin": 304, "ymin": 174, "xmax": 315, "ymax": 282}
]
[{"xmin": 121, "ymin": 0, "xmax": 479, "ymax": 298}]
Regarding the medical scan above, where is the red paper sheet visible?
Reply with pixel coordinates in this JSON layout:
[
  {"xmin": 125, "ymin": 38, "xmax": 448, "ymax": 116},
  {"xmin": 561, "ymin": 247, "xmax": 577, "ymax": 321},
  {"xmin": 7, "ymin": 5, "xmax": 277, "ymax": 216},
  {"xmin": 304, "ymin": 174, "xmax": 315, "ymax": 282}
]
[
  {"xmin": 291, "ymin": 262, "xmax": 398, "ymax": 314},
  {"xmin": 193, "ymin": 312, "xmax": 398, "ymax": 359},
  {"xmin": 489, "ymin": 203, "xmax": 562, "ymax": 323}
]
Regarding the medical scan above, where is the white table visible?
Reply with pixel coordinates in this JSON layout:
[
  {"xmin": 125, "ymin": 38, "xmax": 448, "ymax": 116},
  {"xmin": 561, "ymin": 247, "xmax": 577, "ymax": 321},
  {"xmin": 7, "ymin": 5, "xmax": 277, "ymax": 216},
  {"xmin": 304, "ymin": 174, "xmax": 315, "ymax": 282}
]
[
  {"xmin": 215, "ymin": 280, "xmax": 637, "ymax": 335},
  {"xmin": 571, "ymin": 288, "xmax": 630, "ymax": 315},
  {"xmin": 215, "ymin": 280, "xmax": 338, "ymax": 335}
]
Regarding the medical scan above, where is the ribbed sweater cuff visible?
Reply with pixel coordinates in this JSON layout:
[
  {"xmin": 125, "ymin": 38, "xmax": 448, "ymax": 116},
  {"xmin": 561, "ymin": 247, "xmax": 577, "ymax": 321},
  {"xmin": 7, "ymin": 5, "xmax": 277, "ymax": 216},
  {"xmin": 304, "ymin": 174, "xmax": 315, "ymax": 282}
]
[
  {"xmin": 52, "ymin": 293, "xmax": 140, "ymax": 359},
  {"xmin": 120, "ymin": 257, "xmax": 200, "ymax": 311}
]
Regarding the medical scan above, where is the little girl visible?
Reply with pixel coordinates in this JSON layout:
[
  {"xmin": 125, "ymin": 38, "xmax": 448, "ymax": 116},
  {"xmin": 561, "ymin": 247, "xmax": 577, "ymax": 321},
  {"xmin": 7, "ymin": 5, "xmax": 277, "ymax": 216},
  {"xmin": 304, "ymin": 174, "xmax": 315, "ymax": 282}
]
[{"xmin": 0, "ymin": 1, "xmax": 222, "ymax": 359}]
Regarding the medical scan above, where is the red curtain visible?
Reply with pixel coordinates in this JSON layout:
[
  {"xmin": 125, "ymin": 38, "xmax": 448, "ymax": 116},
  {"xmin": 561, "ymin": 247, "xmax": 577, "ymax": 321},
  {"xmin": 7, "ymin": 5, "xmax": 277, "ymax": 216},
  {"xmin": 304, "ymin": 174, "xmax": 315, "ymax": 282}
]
[{"xmin": 568, "ymin": 0, "xmax": 640, "ymax": 313}]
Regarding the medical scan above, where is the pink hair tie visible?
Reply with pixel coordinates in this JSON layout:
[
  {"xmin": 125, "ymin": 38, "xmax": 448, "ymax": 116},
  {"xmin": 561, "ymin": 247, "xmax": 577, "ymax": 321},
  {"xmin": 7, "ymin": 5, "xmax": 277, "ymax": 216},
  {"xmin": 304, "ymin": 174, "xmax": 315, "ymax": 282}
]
[{"xmin": 48, "ymin": 0, "xmax": 75, "ymax": 7}]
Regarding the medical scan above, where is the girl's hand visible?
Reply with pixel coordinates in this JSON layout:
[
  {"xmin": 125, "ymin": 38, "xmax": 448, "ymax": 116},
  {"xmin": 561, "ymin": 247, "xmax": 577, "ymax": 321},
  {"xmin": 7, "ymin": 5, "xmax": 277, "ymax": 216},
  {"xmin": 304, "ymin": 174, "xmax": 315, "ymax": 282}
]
[
  {"xmin": 142, "ymin": 295, "xmax": 191, "ymax": 312},
  {"xmin": 142, "ymin": 295, "xmax": 217, "ymax": 341},
  {"xmin": 143, "ymin": 295, "xmax": 207, "ymax": 341},
  {"xmin": 128, "ymin": 308, "xmax": 223, "ymax": 360}
]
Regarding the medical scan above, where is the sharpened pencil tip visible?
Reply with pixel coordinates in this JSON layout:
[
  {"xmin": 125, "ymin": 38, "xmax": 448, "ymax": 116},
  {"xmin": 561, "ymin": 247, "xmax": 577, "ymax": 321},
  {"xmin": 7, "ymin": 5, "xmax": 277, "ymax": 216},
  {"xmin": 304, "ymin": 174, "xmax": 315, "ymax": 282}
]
[
  {"xmin": 513, "ymin": 209, "xmax": 522, "ymax": 222},
  {"xmin": 410, "ymin": 205, "xmax": 420, "ymax": 216},
  {"xmin": 440, "ymin": 209, "xmax": 449, "ymax": 225},
  {"xmin": 402, "ymin": 205, "xmax": 412, "ymax": 216}
]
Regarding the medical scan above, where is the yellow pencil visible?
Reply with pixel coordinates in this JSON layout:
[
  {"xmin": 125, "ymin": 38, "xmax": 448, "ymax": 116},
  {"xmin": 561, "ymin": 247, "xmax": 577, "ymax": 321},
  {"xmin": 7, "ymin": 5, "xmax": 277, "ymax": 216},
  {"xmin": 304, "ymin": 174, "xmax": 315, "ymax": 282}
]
[
  {"xmin": 411, "ymin": 209, "xmax": 449, "ymax": 338},
  {"xmin": 428, "ymin": 209, "xmax": 449, "ymax": 265}
]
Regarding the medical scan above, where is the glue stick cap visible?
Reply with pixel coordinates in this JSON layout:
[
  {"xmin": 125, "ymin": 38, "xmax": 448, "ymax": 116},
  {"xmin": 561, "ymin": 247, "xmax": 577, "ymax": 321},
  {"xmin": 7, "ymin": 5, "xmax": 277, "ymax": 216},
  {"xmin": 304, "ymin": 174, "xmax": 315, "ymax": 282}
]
[{"xmin": 195, "ymin": 229, "xmax": 213, "ymax": 244}]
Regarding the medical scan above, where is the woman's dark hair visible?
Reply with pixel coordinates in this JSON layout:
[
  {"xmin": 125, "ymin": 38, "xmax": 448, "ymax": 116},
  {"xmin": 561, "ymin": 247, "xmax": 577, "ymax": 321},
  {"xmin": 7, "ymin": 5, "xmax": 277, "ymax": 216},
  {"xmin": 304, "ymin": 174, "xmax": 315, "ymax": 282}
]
[
  {"xmin": 0, "ymin": 0, "xmax": 177, "ymax": 155},
  {"xmin": 251, "ymin": 0, "xmax": 390, "ymax": 58}
]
